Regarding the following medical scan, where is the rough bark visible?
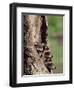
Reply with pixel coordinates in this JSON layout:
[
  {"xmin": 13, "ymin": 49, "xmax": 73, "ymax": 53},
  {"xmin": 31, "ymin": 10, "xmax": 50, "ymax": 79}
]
[{"xmin": 22, "ymin": 15, "xmax": 55, "ymax": 75}]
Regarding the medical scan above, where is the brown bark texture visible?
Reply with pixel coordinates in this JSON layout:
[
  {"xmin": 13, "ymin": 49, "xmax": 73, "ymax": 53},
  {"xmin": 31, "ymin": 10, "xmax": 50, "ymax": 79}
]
[{"xmin": 22, "ymin": 15, "xmax": 55, "ymax": 75}]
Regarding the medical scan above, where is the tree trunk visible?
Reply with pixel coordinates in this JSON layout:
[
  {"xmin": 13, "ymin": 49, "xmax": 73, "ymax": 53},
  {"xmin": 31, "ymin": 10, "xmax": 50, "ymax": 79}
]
[{"xmin": 22, "ymin": 15, "xmax": 54, "ymax": 75}]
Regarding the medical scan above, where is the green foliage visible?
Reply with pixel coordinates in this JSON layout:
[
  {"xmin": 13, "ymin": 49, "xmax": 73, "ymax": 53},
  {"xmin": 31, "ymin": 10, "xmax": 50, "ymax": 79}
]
[
  {"xmin": 48, "ymin": 16, "xmax": 63, "ymax": 37},
  {"xmin": 47, "ymin": 16, "xmax": 63, "ymax": 73}
]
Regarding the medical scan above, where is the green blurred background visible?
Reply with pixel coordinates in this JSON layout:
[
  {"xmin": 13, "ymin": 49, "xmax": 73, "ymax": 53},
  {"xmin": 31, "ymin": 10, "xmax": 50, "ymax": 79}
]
[{"xmin": 47, "ymin": 16, "xmax": 63, "ymax": 73}]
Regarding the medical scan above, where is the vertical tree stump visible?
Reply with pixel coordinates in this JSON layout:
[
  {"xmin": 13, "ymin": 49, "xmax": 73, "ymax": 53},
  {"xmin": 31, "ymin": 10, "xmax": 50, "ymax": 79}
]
[{"xmin": 22, "ymin": 15, "xmax": 54, "ymax": 75}]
